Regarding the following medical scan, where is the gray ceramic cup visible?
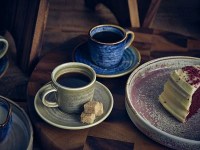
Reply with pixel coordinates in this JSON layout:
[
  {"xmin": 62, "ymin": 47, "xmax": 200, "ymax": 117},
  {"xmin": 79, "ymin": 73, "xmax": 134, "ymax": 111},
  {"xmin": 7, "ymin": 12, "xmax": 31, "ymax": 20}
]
[
  {"xmin": 41, "ymin": 62, "xmax": 96, "ymax": 114},
  {"xmin": 89, "ymin": 24, "xmax": 135, "ymax": 68},
  {"xmin": 0, "ymin": 36, "xmax": 8, "ymax": 59}
]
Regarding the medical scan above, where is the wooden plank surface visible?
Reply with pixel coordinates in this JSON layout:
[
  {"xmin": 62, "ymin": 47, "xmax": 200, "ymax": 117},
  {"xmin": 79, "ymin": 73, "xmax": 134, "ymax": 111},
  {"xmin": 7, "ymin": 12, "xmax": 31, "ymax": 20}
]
[{"xmin": 27, "ymin": 28, "xmax": 200, "ymax": 149}]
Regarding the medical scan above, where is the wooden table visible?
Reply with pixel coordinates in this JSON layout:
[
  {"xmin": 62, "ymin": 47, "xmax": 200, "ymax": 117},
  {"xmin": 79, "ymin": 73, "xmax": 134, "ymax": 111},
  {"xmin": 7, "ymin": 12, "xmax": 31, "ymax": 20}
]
[{"xmin": 27, "ymin": 28, "xmax": 200, "ymax": 150}]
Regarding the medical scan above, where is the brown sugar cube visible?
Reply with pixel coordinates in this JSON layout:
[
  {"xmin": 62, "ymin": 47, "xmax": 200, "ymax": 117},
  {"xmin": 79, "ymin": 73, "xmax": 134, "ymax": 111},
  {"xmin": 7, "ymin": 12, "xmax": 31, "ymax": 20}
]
[
  {"xmin": 96, "ymin": 102, "xmax": 103, "ymax": 116},
  {"xmin": 81, "ymin": 112, "xmax": 95, "ymax": 124},
  {"xmin": 84, "ymin": 101, "xmax": 104, "ymax": 116}
]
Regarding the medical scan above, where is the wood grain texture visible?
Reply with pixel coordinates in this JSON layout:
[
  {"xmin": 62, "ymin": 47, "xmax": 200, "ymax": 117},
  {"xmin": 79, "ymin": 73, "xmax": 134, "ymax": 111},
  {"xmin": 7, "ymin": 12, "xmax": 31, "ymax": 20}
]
[
  {"xmin": 27, "ymin": 29, "xmax": 200, "ymax": 149},
  {"xmin": 142, "ymin": 0, "xmax": 162, "ymax": 28},
  {"xmin": 0, "ymin": 0, "xmax": 49, "ymax": 74},
  {"xmin": 153, "ymin": 0, "xmax": 200, "ymax": 39},
  {"xmin": 128, "ymin": 0, "xmax": 140, "ymax": 27},
  {"xmin": 29, "ymin": 0, "xmax": 49, "ymax": 72}
]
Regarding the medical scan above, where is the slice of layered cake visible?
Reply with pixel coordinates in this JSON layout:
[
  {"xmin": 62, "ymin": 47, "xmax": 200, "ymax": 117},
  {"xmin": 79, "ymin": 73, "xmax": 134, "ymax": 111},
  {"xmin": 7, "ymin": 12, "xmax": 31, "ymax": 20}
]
[{"xmin": 159, "ymin": 65, "xmax": 200, "ymax": 122}]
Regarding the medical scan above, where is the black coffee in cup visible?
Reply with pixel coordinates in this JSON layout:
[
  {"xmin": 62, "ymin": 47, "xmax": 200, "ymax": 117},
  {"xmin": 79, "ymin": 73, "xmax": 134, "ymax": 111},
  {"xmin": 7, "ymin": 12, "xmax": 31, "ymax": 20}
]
[
  {"xmin": 92, "ymin": 31, "xmax": 123, "ymax": 43},
  {"xmin": 56, "ymin": 72, "xmax": 91, "ymax": 88}
]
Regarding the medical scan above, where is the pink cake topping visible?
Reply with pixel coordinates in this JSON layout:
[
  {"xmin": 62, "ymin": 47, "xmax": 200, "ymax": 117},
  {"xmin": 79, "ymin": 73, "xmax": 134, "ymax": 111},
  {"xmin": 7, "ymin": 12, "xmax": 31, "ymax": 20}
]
[{"xmin": 182, "ymin": 66, "xmax": 200, "ymax": 88}]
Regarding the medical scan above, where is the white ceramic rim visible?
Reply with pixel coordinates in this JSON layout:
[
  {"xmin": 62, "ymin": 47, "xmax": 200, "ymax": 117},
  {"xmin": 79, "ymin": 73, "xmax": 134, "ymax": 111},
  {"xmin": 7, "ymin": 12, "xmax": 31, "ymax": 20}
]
[
  {"xmin": 0, "ymin": 38, "xmax": 8, "ymax": 59},
  {"xmin": 126, "ymin": 56, "xmax": 200, "ymax": 144}
]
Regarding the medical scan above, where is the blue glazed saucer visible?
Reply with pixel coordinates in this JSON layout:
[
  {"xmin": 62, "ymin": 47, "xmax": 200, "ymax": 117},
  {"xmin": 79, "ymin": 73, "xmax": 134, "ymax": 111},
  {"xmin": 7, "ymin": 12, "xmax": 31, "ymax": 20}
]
[{"xmin": 73, "ymin": 42, "xmax": 141, "ymax": 78}]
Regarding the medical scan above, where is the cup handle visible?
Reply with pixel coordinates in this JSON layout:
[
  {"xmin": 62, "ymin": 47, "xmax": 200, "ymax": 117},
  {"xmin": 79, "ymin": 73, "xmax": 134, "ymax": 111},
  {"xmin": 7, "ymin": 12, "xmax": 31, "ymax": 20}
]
[
  {"xmin": 0, "ymin": 38, "xmax": 8, "ymax": 58},
  {"xmin": 41, "ymin": 82, "xmax": 59, "ymax": 108},
  {"xmin": 124, "ymin": 31, "xmax": 135, "ymax": 50}
]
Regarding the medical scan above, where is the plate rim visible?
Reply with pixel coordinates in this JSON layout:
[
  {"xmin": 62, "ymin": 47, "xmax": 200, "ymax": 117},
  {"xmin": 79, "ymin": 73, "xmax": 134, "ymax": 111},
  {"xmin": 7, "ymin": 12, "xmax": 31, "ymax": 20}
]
[
  {"xmin": 34, "ymin": 81, "xmax": 114, "ymax": 130},
  {"xmin": 72, "ymin": 41, "xmax": 141, "ymax": 78},
  {"xmin": 125, "ymin": 56, "xmax": 200, "ymax": 146},
  {"xmin": 0, "ymin": 95, "xmax": 33, "ymax": 150},
  {"xmin": 125, "ymin": 101, "xmax": 200, "ymax": 150}
]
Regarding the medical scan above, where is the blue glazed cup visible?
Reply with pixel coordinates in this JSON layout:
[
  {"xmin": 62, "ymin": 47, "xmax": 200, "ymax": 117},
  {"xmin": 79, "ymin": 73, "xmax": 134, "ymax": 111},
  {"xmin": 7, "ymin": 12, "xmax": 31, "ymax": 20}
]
[
  {"xmin": 0, "ymin": 97, "xmax": 12, "ymax": 141},
  {"xmin": 89, "ymin": 24, "xmax": 135, "ymax": 68}
]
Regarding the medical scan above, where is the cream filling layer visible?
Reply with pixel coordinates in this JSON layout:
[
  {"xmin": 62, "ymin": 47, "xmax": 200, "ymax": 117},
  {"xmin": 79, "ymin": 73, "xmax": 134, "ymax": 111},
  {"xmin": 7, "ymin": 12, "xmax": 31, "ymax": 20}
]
[
  {"xmin": 159, "ymin": 81, "xmax": 191, "ymax": 122},
  {"xmin": 170, "ymin": 70, "xmax": 197, "ymax": 95}
]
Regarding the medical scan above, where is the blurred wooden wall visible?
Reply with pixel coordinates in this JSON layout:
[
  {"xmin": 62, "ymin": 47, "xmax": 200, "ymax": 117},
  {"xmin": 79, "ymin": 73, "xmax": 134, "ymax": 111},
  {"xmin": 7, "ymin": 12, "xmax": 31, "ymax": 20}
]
[{"xmin": 0, "ymin": 0, "xmax": 49, "ymax": 74}]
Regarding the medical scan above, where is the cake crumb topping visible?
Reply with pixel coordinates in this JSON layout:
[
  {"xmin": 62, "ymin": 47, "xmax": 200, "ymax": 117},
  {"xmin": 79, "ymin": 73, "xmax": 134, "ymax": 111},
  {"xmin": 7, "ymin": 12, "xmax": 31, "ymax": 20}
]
[{"xmin": 182, "ymin": 66, "xmax": 200, "ymax": 88}]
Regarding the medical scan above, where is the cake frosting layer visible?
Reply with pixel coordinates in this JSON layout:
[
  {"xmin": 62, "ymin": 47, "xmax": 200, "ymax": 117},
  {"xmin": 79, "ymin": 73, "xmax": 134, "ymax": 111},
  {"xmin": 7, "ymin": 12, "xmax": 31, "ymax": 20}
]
[
  {"xmin": 171, "ymin": 66, "xmax": 200, "ymax": 95},
  {"xmin": 159, "ymin": 65, "xmax": 200, "ymax": 122}
]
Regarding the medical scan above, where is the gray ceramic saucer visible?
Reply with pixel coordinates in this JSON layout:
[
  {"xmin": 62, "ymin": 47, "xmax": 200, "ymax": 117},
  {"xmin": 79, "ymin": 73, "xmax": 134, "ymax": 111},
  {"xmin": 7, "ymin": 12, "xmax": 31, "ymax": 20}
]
[
  {"xmin": 34, "ymin": 81, "xmax": 114, "ymax": 130},
  {"xmin": 0, "ymin": 96, "xmax": 33, "ymax": 150}
]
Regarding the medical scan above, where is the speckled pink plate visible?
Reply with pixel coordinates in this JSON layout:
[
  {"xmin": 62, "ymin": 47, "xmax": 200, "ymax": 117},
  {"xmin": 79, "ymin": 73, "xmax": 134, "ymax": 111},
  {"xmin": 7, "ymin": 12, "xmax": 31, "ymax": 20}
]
[{"xmin": 126, "ymin": 56, "xmax": 200, "ymax": 150}]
